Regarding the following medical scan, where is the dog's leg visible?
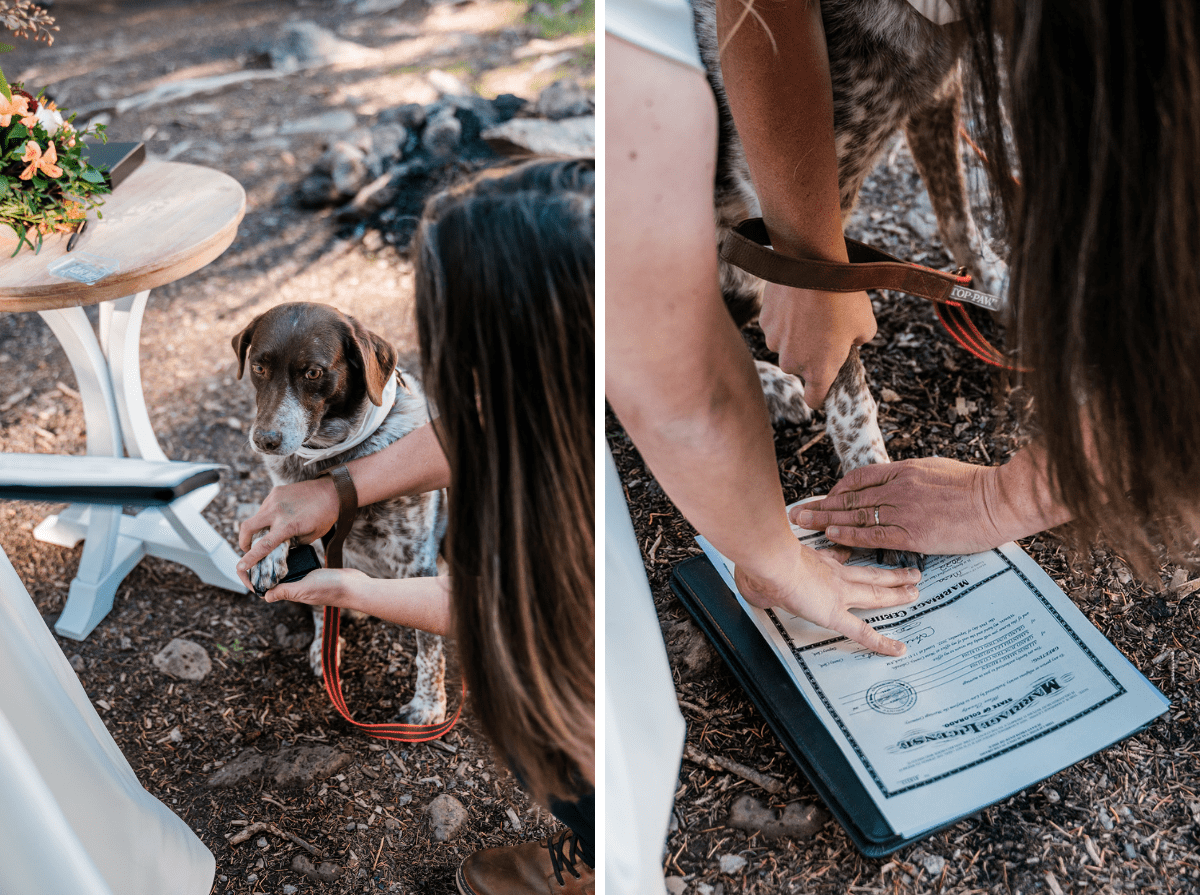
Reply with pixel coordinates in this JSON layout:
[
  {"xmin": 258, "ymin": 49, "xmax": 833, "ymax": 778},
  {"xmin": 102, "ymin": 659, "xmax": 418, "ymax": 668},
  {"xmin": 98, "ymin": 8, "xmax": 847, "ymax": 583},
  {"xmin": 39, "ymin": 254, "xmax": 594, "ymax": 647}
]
[
  {"xmin": 756, "ymin": 360, "xmax": 812, "ymax": 427},
  {"xmin": 397, "ymin": 630, "xmax": 447, "ymax": 725},
  {"xmin": 823, "ymin": 349, "xmax": 923, "ymax": 570},
  {"xmin": 904, "ymin": 67, "xmax": 1007, "ymax": 298}
]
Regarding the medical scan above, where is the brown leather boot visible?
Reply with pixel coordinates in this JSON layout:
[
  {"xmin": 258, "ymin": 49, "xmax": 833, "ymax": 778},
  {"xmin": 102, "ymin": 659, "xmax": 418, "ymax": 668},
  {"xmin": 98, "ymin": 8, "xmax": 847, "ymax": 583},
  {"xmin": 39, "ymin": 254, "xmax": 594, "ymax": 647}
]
[{"xmin": 456, "ymin": 829, "xmax": 595, "ymax": 895}]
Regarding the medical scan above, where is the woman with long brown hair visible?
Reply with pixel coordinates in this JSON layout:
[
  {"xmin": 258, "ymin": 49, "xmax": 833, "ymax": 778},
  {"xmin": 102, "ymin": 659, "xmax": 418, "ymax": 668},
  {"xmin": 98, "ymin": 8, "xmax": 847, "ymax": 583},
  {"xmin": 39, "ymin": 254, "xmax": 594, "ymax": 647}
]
[
  {"xmin": 795, "ymin": 1, "xmax": 1200, "ymax": 578},
  {"xmin": 238, "ymin": 158, "xmax": 595, "ymax": 894}
]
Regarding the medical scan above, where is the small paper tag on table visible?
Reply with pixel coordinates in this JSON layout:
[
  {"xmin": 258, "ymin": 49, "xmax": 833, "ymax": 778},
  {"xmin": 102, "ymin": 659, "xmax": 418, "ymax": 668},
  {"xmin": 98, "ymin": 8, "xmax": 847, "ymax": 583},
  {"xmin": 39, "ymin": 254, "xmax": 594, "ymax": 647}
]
[{"xmin": 48, "ymin": 252, "xmax": 120, "ymax": 285}]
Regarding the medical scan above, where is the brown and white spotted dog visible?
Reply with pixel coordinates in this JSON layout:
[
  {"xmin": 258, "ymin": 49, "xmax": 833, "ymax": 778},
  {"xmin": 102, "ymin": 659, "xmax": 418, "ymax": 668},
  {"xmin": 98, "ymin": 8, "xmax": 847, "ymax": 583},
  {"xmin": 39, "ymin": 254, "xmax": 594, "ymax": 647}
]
[
  {"xmin": 233, "ymin": 302, "xmax": 448, "ymax": 726},
  {"xmin": 693, "ymin": 0, "xmax": 1005, "ymax": 552}
]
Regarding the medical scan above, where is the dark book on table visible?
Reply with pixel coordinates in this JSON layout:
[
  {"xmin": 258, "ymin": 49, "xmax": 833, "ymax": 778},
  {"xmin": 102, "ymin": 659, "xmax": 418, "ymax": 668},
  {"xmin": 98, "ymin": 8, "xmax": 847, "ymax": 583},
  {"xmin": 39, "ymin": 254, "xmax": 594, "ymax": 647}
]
[{"xmin": 81, "ymin": 141, "xmax": 145, "ymax": 190}]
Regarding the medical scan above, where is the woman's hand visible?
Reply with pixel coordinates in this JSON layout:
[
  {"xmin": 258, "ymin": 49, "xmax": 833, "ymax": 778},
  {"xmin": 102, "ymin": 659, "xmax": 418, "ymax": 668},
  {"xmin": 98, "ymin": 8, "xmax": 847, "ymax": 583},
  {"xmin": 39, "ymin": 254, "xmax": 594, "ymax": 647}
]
[
  {"xmin": 759, "ymin": 283, "xmax": 878, "ymax": 408},
  {"xmin": 791, "ymin": 457, "xmax": 1010, "ymax": 556},
  {"xmin": 733, "ymin": 539, "xmax": 921, "ymax": 656},
  {"xmin": 236, "ymin": 478, "xmax": 341, "ymax": 589},
  {"xmin": 260, "ymin": 569, "xmax": 453, "ymax": 636},
  {"xmin": 259, "ymin": 567, "xmax": 367, "ymax": 608}
]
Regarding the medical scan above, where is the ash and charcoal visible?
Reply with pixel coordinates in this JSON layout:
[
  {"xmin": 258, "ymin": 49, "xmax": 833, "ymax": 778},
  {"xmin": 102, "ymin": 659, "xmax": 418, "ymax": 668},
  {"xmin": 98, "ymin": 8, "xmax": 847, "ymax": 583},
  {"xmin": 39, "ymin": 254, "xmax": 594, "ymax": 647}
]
[{"xmin": 297, "ymin": 79, "xmax": 595, "ymax": 251}]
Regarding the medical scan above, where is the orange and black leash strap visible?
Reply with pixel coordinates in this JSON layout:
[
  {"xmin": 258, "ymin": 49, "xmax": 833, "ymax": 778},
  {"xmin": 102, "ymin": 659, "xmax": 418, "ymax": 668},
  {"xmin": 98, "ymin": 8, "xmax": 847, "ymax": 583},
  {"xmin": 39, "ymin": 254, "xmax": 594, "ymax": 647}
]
[
  {"xmin": 719, "ymin": 217, "xmax": 1030, "ymax": 373},
  {"xmin": 320, "ymin": 464, "xmax": 464, "ymax": 743}
]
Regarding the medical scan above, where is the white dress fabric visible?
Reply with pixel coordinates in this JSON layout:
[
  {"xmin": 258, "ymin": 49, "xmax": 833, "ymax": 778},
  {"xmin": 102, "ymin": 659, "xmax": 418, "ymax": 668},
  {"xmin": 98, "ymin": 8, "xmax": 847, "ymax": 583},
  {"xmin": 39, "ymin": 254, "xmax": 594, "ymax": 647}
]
[
  {"xmin": 604, "ymin": 449, "xmax": 687, "ymax": 894},
  {"xmin": 0, "ymin": 547, "xmax": 215, "ymax": 895}
]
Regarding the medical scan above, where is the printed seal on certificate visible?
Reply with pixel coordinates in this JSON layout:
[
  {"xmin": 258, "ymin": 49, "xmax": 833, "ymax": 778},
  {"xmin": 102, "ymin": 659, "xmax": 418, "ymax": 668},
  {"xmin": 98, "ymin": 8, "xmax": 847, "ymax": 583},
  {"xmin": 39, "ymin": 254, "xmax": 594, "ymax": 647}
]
[{"xmin": 865, "ymin": 680, "xmax": 917, "ymax": 714}]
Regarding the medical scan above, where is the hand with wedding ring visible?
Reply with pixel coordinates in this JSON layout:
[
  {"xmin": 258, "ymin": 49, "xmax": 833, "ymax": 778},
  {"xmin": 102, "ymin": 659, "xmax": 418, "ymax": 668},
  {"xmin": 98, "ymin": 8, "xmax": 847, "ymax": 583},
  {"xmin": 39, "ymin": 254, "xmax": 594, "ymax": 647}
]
[{"xmin": 791, "ymin": 456, "xmax": 1015, "ymax": 556}]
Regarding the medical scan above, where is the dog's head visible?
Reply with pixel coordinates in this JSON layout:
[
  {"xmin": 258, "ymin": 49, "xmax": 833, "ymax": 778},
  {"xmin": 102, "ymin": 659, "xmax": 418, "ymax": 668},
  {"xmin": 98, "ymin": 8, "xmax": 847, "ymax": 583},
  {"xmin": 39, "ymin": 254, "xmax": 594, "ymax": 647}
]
[{"xmin": 232, "ymin": 302, "xmax": 399, "ymax": 456}]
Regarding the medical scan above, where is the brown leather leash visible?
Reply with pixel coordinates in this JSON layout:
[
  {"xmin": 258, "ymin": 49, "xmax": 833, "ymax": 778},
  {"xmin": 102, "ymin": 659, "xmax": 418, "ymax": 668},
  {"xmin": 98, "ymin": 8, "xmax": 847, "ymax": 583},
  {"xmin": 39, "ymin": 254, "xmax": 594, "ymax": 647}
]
[
  {"xmin": 320, "ymin": 464, "xmax": 464, "ymax": 742},
  {"xmin": 720, "ymin": 217, "xmax": 1028, "ymax": 372}
]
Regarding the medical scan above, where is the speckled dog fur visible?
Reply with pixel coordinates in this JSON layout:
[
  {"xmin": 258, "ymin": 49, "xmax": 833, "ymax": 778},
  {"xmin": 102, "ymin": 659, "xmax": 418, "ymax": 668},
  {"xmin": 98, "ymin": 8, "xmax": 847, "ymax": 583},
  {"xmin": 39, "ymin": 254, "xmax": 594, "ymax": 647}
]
[
  {"xmin": 233, "ymin": 302, "xmax": 448, "ymax": 726},
  {"xmin": 693, "ymin": 0, "xmax": 1005, "ymax": 497}
]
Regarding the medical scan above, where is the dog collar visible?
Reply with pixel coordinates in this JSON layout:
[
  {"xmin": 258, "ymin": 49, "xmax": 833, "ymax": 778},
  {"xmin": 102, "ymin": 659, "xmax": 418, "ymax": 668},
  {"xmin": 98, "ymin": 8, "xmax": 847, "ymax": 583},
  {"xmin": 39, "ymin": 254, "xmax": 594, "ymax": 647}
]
[{"xmin": 295, "ymin": 370, "xmax": 398, "ymax": 466}]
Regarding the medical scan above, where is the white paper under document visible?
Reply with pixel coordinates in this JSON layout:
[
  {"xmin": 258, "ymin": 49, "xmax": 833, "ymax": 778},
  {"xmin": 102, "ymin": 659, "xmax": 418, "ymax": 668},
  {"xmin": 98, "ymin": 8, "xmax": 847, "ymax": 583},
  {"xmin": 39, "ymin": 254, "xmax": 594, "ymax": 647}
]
[{"xmin": 698, "ymin": 504, "xmax": 1169, "ymax": 839}]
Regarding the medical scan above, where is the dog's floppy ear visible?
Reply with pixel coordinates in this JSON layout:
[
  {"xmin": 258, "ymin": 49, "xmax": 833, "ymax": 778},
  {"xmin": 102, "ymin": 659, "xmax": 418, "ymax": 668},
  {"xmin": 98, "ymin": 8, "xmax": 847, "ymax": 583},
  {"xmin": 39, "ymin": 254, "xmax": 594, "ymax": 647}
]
[
  {"xmin": 231, "ymin": 314, "xmax": 263, "ymax": 380},
  {"xmin": 345, "ymin": 315, "xmax": 398, "ymax": 406}
]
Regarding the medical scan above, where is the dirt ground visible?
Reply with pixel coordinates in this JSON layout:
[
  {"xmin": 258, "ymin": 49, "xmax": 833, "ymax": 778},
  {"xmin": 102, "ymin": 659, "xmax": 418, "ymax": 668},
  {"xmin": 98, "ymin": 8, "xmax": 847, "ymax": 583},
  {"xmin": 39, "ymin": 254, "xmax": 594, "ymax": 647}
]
[
  {"xmin": 609, "ymin": 142, "xmax": 1200, "ymax": 893},
  {"xmin": 0, "ymin": 1, "xmax": 591, "ymax": 893}
]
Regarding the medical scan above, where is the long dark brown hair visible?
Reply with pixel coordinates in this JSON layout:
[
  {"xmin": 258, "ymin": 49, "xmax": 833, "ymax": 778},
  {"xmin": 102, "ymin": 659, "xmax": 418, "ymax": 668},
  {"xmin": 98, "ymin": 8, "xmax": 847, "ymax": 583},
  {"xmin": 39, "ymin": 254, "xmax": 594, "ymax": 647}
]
[
  {"xmin": 412, "ymin": 158, "xmax": 595, "ymax": 802},
  {"xmin": 958, "ymin": 1, "xmax": 1200, "ymax": 575}
]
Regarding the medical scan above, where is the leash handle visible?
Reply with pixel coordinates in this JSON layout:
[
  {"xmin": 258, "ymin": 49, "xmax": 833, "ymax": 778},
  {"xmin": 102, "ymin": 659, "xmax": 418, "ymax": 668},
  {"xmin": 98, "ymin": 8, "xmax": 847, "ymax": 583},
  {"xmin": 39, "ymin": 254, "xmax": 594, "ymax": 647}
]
[
  {"xmin": 719, "ymin": 217, "xmax": 1025, "ymax": 370},
  {"xmin": 320, "ymin": 464, "xmax": 464, "ymax": 743}
]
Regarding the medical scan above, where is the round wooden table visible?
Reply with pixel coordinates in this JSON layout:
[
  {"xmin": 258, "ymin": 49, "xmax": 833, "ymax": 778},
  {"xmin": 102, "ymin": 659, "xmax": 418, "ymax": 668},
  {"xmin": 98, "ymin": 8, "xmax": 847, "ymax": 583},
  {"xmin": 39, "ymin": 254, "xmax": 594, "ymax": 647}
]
[{"xmin": 0, "ymin": 157, "xmax": 249, "ymax": 640}]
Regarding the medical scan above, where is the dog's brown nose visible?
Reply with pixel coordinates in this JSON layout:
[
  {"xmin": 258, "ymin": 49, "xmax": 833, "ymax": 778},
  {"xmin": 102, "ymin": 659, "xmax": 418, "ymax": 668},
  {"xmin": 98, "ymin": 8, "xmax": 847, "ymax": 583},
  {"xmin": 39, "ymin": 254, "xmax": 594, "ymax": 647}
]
[{"xmin": 254, "ymin": 429, "xmax": 283, "ymax": 452}]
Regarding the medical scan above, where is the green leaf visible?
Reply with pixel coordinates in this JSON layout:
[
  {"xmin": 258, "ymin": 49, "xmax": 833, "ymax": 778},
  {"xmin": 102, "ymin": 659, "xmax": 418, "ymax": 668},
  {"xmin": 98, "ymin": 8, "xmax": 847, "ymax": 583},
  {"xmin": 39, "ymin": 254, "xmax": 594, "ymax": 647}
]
[{"xmin": 80, "ymin": 166, "xmax": 105, "ymax": 184}]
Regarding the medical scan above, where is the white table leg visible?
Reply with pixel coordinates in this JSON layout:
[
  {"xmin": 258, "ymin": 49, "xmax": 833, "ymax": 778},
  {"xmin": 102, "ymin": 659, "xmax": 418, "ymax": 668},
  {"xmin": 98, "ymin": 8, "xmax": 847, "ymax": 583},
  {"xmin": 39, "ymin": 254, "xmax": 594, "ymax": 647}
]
[
  {"xmin": 34, "ymin": 296, "xmax": 245, "ymax": 642},
  {"xmin": 103, "ymin": 293, "xmax": 246, "ymax": 597}
]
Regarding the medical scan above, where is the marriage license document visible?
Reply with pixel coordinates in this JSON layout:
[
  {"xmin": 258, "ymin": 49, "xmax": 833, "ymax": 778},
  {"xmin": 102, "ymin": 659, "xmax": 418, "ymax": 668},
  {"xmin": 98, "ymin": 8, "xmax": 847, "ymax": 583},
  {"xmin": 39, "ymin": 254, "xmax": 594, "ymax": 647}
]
[{"xmin": 698, "ymin": 505, "xmax": 1168, "ymax": 839}]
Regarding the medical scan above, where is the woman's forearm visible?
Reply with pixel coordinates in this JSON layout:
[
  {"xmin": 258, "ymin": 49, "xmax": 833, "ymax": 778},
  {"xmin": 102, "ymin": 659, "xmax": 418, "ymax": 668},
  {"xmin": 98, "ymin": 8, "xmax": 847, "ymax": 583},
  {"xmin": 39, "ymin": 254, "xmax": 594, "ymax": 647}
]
[
  {"xmin": 344, "ymin": 574, "xmax": 453, "ymax": 637},
  {"xmin": 264, "ymin": 569, "xmax": 454, "ymax": 637},
  {"xmin": 344, "ymin": 420, "xmax": 451, "ymax": 505}
]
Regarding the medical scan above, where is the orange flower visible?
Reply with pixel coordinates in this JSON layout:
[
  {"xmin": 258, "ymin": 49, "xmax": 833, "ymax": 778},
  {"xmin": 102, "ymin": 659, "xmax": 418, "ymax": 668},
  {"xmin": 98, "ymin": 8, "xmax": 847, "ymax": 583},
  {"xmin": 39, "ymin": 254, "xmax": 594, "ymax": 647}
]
[
  {"xmin": 0, "ymin": 93, "xmax": 29, "ymax": 127},
  {"xmin": 19, "ymin": 140, "xmax": 62, "ymax": 180}
]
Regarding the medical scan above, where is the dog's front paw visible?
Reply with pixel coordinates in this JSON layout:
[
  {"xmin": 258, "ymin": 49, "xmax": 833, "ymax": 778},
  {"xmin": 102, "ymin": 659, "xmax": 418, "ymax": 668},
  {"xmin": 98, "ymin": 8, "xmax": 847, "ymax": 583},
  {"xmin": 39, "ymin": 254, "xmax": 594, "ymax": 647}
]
[
  {"xmin": 396, "ymin": 695, "xmax": 448, "ymax": 727},
  {"xmin": 876, "ymin": 549, "xmax": 927, "ymax": 573},
  {"xmin": 249, "ymin": 533, "xmax": 289, "ymax": 596}
]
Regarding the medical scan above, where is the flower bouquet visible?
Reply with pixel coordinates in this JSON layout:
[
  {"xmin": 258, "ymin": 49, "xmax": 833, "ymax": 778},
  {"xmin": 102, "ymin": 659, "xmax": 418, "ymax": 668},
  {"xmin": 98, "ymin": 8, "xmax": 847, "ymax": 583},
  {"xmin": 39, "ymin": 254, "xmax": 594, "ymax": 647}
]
[{"xmin": 0, "ymin": 64, "xmax": 110, "ymax": 256}]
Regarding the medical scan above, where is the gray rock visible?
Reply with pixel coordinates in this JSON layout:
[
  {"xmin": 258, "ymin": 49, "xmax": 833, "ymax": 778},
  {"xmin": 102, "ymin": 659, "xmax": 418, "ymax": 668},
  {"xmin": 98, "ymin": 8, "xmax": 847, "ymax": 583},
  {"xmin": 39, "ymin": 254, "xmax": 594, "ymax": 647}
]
[
  {"xmin": 273, "ymin": 623, "xmax": 310, "ymax": 651},
  {"xmin": 426, "ymin": 69, "xmax": 472, "ymax": 98},
  {"xmin": 353, "ymin": 0, "xmax": 412, "ymax": 11},
  {"xmin": 913, "ymin": 851, "xmax": 946, "ymax": 878},
  {"xmin": 535, "ymin": 79, "xmax": 594, "ymax": 120},
  {"xmin": 152, "ymin": 638, "xmax": 211, "ymax": 681},
  {"xmin": 370, "ymin": 123, "xmax": 407, "ymax": 161},
  {"xmin": 278, "ymin": 109, "xmax": 358, "ymax": 137},
  {"xmin": 379, "ymin": 102, "xmax": 426, "ymax": 132},
  {"xmin": 207, "ymin": 749, "xmax": 266, "ymax": 788},
  {"xmin": 726, "ymin": 794, "xmax": 828, "ymax": 840},
  {"xmin": 482, "ymin": 116, "xmax": 594, "ymax": 158},
  {"xmin": 665, "ymin": 876, "xmax": 687, "ymax": 895},
  {"xmin": 207, "ymin": 745, "xmax": 351, "ymax": 789},
  {"xmin": 904, "ymin": 207, "xmax": 939, "ymax": 242},
  {"xmin": 291, "ymin": 854, "xmax": 344, "ymax": 883},
  {"xmin": 282, "ymin": 886, "xmax": 298, "ymax": 895},
  {"xmin": 268, "ymin": 22, "xmax": 373, "ymax": 72},
  {"xmin": 427, "ymin": 793, "xmax": 468, "ymax": 841},
  {"xmin": 298, "ymin": 173, "xmax": 339, "ymax": 208},
  {"xmin": 327, "ymin": 141, "xmax": 371, "ymax": 197},
  {"xmin": 268, "ymin": 745, "xmax": 353, "ymax": 789},
  {"xmin": 69, "ymin": 654, "xmax": 86, "ymax": 674},
  {"xmin": 718, "ymin": 854, "xmax": 747, "ymax": 875},
  {"xmin": 422, "ymin": 109, "xmax": 463, "ymax": 157},
  {"xmin": 664, "ymin": 617, "xmax": 718, "ymax": 678}
]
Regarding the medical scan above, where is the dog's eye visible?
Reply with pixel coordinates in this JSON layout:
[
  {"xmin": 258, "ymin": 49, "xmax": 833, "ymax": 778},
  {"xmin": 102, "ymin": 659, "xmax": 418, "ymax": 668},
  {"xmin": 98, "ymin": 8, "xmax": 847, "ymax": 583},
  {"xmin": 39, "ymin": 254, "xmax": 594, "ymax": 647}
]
[
  {"xmin": 305, "ymin": 368, "xmax": 323, "ymax": 381},
  {"xmin": 251, "ymin": 363, "xmax": 265, "ymax": 376}
]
